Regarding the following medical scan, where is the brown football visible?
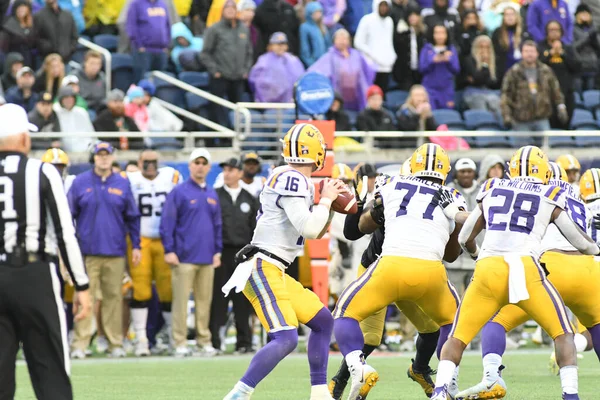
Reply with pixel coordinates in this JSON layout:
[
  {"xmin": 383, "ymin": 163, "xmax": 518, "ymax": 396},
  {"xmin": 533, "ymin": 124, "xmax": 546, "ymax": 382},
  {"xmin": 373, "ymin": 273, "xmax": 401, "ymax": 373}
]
[{"xmin": 319, "ymin": 179, "xmax": 359, "ymax": 214}]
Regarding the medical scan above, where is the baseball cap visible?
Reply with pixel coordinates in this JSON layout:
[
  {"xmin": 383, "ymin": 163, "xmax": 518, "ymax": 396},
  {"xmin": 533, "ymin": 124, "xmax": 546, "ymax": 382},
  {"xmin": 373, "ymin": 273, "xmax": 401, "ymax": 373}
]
[
  {"xmin": 39, "ymin": 92, "xmax": 53, "ymax": 103},
  {"xmin": 358, "ymin": 163, "xmax": 378, "ymax": 178},
  {"xmin": 241, "ymin": 152, "xmax": 261, "ymax": 164},
  {"xmin": 455, "ymin": 158, "xmax": 477, "ymax": 172},
  {"xmin": 138, "ymin": 79, "xmax": 156, "ymax": 96},
  {"xmin": 16, "ymin": 66, "xmax": 34, "ymax": 79},
  {"xmin": 189, "ymin": 148, "xmax": 211, "ymax": 163},
  {"xmin": 219, "ymin": 157, "xmax": 242, "ymax": 169},
  {"xmin": 0, "ymin": 104, "xmax": 38, "ymax": 136},
  {"xmin": 366, "ymin": 85, "xmax": 384, "ymax": 99},
  {"xmin": 269, "ymin": 32, "xmax": 288, "ymax": 45},
  {"xmin": 61, "ymin": 75, "xmax": 79, "ymax": 87},
  {"xmin": 93, "ymin": 142, "xmax": 114, "ymax": 154}
]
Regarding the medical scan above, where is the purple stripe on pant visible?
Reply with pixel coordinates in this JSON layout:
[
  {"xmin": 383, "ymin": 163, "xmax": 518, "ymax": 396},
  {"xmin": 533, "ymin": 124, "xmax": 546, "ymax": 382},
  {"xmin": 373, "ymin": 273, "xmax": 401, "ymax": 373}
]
[
  {"xmin": 256, "ymin": 259, "xmax": 288, "ymax": 327},
  {"xmin": 335, "ymin": 260, "xmax": 380, "ymax": 318},
  {"xmin": 249, "ymin": 270, "xmax": 275, "ymax": 330}
]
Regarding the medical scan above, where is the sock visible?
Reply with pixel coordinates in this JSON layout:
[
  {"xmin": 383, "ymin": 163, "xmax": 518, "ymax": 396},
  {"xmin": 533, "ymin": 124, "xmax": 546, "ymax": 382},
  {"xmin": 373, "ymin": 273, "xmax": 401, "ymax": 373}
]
[
  {"xmin": 131, "ymin": 307, "xmax": 148, "ymax": 342},
  {"xmin": 481, "ymin": 322, "xmax": 507, "ymax": 357},
  {"xmin": 450, "ymin": 366, "xmax": 460, "ymax": 390},
  {"xmin": 233, "ymin": 381, "xmax": 254, "ymax": 395},
  {"xmin": 305, "ymin": 308, "xmax": 334, "ymax": 386},
  {"xmin": 434, "ymin": 360, "xmax": 456, "ymax": 389},
  {"xmin": 436, "ymin": 324, "xmax": 452, "ymax": 360},
  {"xmin": 333, "ymin": 343, "xmax": 377, "ymax": 384},
  {"xmin": 413, "ymin": 330, "xmax": 440, "ymax": 372},
  {"xmin": 559, "ymin": 365, "xmax": 578, "ymax": 395},
  {"xmin": 482, "ymin": 353, "xmax": 502, "ymax": 384},
  {"xmin": 333, "ymin": 317, "xmax": 365, "ymax": 356},
  {"xmin": 240, "ymin": 329, "xmax": 298, "ymax": 388},
  {"xmin": 587, "ymin": 324, "xmax": 600, "ymax": 361},
  {"xmin": 363, "ymin": 343, "xmax": 377, "ymax": 359}
]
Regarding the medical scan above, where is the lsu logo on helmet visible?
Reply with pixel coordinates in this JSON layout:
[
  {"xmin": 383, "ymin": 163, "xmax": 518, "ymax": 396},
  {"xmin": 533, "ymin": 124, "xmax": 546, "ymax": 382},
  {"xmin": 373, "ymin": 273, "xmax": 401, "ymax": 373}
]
[
  {"xmin": 410, "ymin": 143, "xmax": 451, "ymax": 183},
  {"xmin": 509, "ymin": 145, "xmax": 550, "ymax": 184},
  {"xmin": 579, "ymin": 168, "xmax": 600, "ymax": 202},
  {"xmin": 282, "ymin": 123, "xmax": 327, "ymax": 171},
  {"xmin": 548, "ymin": 161, "xmax": 567, "ymax": 183}
]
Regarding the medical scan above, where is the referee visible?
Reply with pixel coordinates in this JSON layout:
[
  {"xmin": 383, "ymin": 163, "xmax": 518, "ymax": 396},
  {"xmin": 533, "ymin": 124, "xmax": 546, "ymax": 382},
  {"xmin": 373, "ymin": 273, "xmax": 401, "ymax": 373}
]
[{"xmin": 0, "ymin": 104, "xmax": 91, "ymax": 400}]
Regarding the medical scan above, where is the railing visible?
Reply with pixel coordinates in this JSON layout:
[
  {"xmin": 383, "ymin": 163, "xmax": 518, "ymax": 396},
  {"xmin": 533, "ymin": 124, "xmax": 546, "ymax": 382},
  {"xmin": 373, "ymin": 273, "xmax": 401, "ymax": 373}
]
[{"xmin": 77, "ymin": 37, "xmax": 112, "ymax": 99}]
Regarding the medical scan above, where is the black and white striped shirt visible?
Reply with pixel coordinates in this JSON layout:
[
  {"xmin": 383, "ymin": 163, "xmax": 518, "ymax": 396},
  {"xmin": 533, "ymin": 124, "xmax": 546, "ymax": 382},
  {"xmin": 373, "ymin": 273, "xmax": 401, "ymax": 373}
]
[{"xmin": 0, "ymin": 151, "xmax": 89, "ymax": 290}]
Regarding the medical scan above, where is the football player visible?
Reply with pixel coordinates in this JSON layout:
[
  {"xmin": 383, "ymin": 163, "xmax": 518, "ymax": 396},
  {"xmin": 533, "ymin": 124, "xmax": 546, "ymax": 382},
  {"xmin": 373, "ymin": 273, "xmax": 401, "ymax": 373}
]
[
  {"xmin": 333, "ymin": 143, "xmax": 465, "ymax": 399},
  {"xmin": 556, "ymin": 154, "xmax": 581, "ymax": 196},
  {"xmin": 127, "ymin": 149, "xmax": 181, "ymax": 356},
  {"xmin": 432, "ymin": 146, "xmax": 600, "ymax": 400},
  {"xmin": 222, "ymin": 123, "xmax": 346, "ymax": 400}
]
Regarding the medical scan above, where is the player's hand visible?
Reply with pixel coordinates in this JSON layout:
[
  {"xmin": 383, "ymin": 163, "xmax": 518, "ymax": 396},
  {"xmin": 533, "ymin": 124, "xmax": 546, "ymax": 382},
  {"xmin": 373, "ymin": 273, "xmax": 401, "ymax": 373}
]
[
  {"xmin": 433, "ymin": 187, "xmax": 461, "ymax": 220},
  {"xmin": 212, "ymin": 253, "xmax": 222, "ymax": 268},
  {"xmin": 165, "ymin": 252, "xmax": 180, "ymax": 266},
  {"xmin": 321, "ymin": 178, "xmax": 345, "ymax": 202},
  {"xmin": 131, "ymin": 248, "xmax": 141, "ymax": 267},
  {"xmin": 557, "ymin": 104, "xmax": 569, "ymax": 124},
  {"xmin": 73, "ymin": 289, "xmax": 92, "ymax": 322}
]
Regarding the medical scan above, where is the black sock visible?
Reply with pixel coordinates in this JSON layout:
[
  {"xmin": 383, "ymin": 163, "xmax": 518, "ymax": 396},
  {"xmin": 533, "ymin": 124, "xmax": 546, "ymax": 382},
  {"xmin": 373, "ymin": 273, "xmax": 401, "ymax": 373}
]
[
  {"xmin": 363, "ymin": 343, "xmax": 377, "ymax": 359},
  {"xmin": 413, "ymin": 330, "xmax": 440, "ymax": 372}
]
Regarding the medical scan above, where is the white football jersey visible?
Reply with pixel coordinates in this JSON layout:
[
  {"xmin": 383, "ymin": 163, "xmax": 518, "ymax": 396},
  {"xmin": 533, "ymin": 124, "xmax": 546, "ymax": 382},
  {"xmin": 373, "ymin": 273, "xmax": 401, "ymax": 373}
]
[
  {"xmin": 251, "ymin": 166, "xmax": 313, "ymax": 264},
  {"xmin": 128, "ymin": 167, "xmax": 181, "ymax": 238},
  {"xmin": 478, "ymin": 178, "xmax": 567, "ymax": 259},
  {"xmin": 587, "ymin": 199, "xmax": 600, "ymax": 245},
  {"xmin": 214, "ymin": 172, "xmax": 266, "ymax": 197},
  {"xmin": 541, "ymin": 180, "xmax": 591, "ymax": 253},
  {"xmin": 378, "ymin": 175, "xmax": 467, "ymax": 261}
]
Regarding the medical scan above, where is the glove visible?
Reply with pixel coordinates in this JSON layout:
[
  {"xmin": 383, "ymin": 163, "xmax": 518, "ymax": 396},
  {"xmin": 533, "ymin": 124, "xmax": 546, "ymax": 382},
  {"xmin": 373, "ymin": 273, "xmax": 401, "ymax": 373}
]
[
  {"xmin": 369, "ymin": 192, "xmax": 385, "ymax": 226},
  {"xmin": 433, "ymin": 187, "xmax": 461, "ymax": 220},
  {"xmin": 353, "ymin": 175, "xmax": 369, "ymax": 207},
  {"xmin": 593, "ymin": 214, "xmax": 600, "ymax": 231}
]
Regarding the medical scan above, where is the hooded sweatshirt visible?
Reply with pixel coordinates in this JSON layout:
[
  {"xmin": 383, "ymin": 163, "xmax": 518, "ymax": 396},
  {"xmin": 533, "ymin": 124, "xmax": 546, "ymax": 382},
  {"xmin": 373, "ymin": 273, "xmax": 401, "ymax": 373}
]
[
  {"xmin": 53, "ymin": 89, "xmax": 96, "ymax": 152},
  {"xmin": 479, "ymin": 154, "xmax": 505, "ymax": 180},
  {"xmin": 126, "ymin": 0, "xmax": 171, "ymax": 51},
  {"xmin": 170, "ymin": 22, "xmax": 204, "ymax": 72},
  {"xmin": 249, "ymin": 50, "xmax": 305, "ymax": 102},
  {"xmin": 299, "ymin": 2, "xmax": 331, "ymax": 67},
  {"xmin": 353, "ymin": 0, "xmax": 396, "ymax": 73},
  {"xmin": 1, "ymin": 52, "xmax": 24, "ymax": 92}
]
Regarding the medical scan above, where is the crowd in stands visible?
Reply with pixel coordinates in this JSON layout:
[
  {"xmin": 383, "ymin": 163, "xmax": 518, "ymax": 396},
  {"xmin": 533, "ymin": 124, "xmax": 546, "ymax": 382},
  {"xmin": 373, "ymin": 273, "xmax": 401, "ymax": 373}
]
[{"xmin": 0, "ymin": 0, "xmax": 600, "ymax": 150}]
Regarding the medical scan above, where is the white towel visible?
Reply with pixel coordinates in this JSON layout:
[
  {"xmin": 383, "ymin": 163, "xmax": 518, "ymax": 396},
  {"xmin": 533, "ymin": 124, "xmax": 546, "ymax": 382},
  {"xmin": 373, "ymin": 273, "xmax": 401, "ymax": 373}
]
[
  {"xmin": 505, "ymin": 255, "xmax": 529, "ymax": 304},
  {"xmin": 222, "ymin": 257, "xmax": 255, "ymax": 296}
]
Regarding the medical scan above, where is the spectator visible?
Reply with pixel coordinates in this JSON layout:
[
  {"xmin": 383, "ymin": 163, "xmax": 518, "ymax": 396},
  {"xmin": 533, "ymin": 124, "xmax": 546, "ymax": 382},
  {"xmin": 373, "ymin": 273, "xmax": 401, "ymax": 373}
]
[
  {"xmin": 238, "ymin": 0, "xmax": 258, "ymax": 49},
  {"xmin": 419, "ymin": 24, "xmax": 460, "ymax": 109},
  {"xmin": 75, "ymin": 50, "xmax": 107, "ymax": 112},
  {"xmin": 209, "ymin": 157, "xmax": 258, "ymax": 354},
  {"xmin": 491, "ymin": 5, "xmax": 523, "ymax": 84},
  {"xmin": 422, "ymin": 0, "xmax": 460, "ymax": 40},
  {"xmin": 392, "ymin": 9, "xmax": 426, "ymax": 91},
  {"xmin": 83, "ymin": 0, "xmax": 124, "ymax": 36},
  {"xmin": 126, "ymin": 160, "xmax": 140, "ymax": 172},
  {"xmin": 396, "ymin": 84, "xmax": 438, "ymax": 131},
  {"xmin": 126, "ymin": 0, "xmax": 171, "ymax": 82},
  {"xmin": 160, "ymin": 148, "xmax": 222, "ymax": 357},
  {"xmin": 213, "ymin": 152, "xmax": 266, "ymax": 197},
  {"xmin": 53, "ymin": 86, "xmax": 95, "ymax": 151},
  {"xmin": 321, "ymin": 0, "xmax": 347, "ymax": 29},
  {"xmin": 462, "ymin": 35, "xmax": 501, "ymax": 113},
  {"xmin": 206, "ymin": 0, "xmax": 236, "ymax": 27},
  {"xmin": 28, "ymin": 91, "xmax": 61, "ymax": 132},
  {"xmin": 539, "ymin": 20, "xmax": 580, "ymax": 128},
  {"xmin": 1, "ymin": 52, "xmax": 24, "ymax": 92},
  {"xmin": 480, "ymin": 153, "xmax": 505, "ymax": 178},
  {"xmin": 325, "ymin": 92, "xmax": 353, "ymax": 131},
  {"xmin": 390, "ymin": 0, "xmax": 419, "ymax": 25},
  {"xmin": 527, "ymin": 0, "xmax": 573, "ymax": 44},
  {"xmin": 93, "ymin": 89, "xmax": 140, "ymax": 136},
  {"xmin": 0, "ymin": 0, "xmax": 37, "ymax": 67},
  {"xmin": 68, "ymin": 142, "xmax": 141, "ymax": 359},
  {"xmin": 573, "ymin": 4, "xmax": 600, "ymax": 92},
  {"xmin": 33, "ymin": 53, "xmax": 65, "ymax": 99},
  {"xmin": 199, "ymin": 0, "xmax": 253, "ymax": 126},
  {"xmin": 299, "ymin": 2, "xmax": 331, "ymax": 67},
  {"xmin": 170, "ymin": 21, "xmax": 204, "ymax": 73},
  {"xmin": 189, "ymin": 0, "xmax": 210, "ymax": 35},
  {"xmin": 354, "ymin": 0, "xmax": 397, "ymax": 93},
  {"xmin": 500, "ymin": 40, "xmax": 568, "ymax": 131},
  {"xmin": 457, "ymin": 0, "xmax": 476, "ymax": 16},
  {"xmin": 356, "ymin": 84, "xmax": 396, "ymax": 132},
  {"xmin": 33, "ymin": 0, "xmax": 78, "ymax": 61},
  {"xmin": 308, "ymin": 29, "xmax": 376, "ymax": 111},
  {"xmin": 125, "ymin": 85, "xmax": 150, "ymax": 132},
  {"xmin": 253, "ymin": 0, "xmax": 300, "ymax": 56},
  {"xmin": 340, "ymin": 0, "xmax": 365, "ymax": 35},
  {"xmin": 248, "ymin": 32, "xmax": 305, "ymax": 102},
  {"xmin": 137, "ymin": 79, "xmax": 184, "ymax": 132},
  {"xmin": 60, "ymin": 75, "xmax": 88, "ymax": 110},
  {"xmin": 4, "ymin": 66, "xmax": 38, "ymax": 112},
  {"xmin": 456, "ymin": 9, "xmax": 484, "ymax": 59},
  {"xmin": 481, "ymin": 0, "xmax": 514, "ymax": 32}
]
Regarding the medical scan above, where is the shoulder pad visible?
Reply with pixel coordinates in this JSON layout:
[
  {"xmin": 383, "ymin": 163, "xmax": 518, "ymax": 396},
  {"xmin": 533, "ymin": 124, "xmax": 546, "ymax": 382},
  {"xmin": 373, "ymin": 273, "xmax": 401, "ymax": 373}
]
[
  {"xmin": 542, "ymin": 185, "xmax": 567, "ymax": 209},
  {"xmin": 477, "ymin": 178, "xmax": 497, "ymax": 202},
  {"xmin": 265, "ymin": 168, "xmax": 311, "ymax": 197}
]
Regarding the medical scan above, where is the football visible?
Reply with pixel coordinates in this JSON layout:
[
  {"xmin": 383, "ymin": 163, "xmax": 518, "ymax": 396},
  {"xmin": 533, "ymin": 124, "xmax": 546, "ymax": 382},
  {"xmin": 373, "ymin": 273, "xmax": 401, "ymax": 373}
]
[{"xmin": 319, "ymin": 179, "xmax": 359, "ymax": 214}]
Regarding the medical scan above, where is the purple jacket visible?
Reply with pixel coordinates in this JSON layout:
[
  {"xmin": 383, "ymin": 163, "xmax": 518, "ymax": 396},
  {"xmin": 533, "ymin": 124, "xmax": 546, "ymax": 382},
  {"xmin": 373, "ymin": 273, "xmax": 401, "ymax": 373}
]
[
  {"xmin": 527, "ymin": 0, "xmax": 573, "ymax": 44},
  {"xmin": 126, "ymin": 0, "xmax": 171, "ymax": 51},
  {"xmin": 321, "ymin": 0, "xmax": 347, "ymax": 28},
  {"xmin": 160, "ymin": 179, "xmax": 223, "ymax": 265},
  {"xmin": 308, "ymin": 46, "xmax": 376, "ymax": 111},
  {"xmin": 249, "ymin": 52, "xmax": 305, "ymax": 102},
  {"xmin": 68, "ymin": 170, "xmax": 141, "ymax": 257},
  {"xmin": 419, "ymin": 43, "xmax": 460, "ymax": 91}
]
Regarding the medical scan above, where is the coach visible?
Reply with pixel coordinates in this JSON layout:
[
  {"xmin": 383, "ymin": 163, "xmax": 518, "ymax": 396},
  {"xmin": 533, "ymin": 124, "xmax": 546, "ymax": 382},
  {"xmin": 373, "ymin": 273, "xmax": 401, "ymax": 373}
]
[
  {"xmin": 161, "ymin": 148, "xmax": 222, "ymax": 357},
  {"xmin": 68, "ymin": 142, "xmax": 141, "ymax": 359}
]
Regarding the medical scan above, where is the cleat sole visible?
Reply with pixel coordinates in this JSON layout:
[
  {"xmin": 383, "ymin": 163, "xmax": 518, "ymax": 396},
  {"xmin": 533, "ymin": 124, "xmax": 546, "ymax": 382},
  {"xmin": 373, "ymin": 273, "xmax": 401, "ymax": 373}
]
[{"xmin": 356, "ymin": 371, "xmax": 379, "ymax": 399}]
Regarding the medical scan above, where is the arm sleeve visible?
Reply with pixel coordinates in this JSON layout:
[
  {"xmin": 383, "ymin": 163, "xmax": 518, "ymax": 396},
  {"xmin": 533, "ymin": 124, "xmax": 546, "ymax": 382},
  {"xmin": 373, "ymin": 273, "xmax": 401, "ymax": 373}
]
[
  {"xmin": 125, "ymin": 4, "xmax": 138, "ymax": 46},
  {"xmin": 67, "ymin": 180, "xmax": 79, "ymax": 219},
  {"xmin": 526, "ymin": 4, "xmax": 543, "ymax": 42},
  {"xmin": 448, "ymin": 47, "xmax": 460, "ymax": 74},
  {"xmin": 124, "ymin": 183, "xmax": 141, "ymax": 249},
  {"xmin": 343, "ymin": 203, "xmax": 365, "ymax": 240},
  {"xmin": 419, "ymin": 47, "xmax": 435, "ymax": 74},
  {"xmin": 212, "ymin": 195, "xmax": 223, "ymax": 254},
  {"xmin": 41, "ymin": 164, "xmax": 89, "ymax": 291},
  {"xmin": 458, "ymin": 205, "xmax": 483, "ymax": 250},
  {"xmin": 554, "ymin": 210, "xmax": 600, "ymax": 255},
  {"xmin": 279, "ymin": 196, "xmax": 332, "ymax": 240},
  {"xmin": 159, "ymin": 190, "xmax": 177, "ymax": 254}
]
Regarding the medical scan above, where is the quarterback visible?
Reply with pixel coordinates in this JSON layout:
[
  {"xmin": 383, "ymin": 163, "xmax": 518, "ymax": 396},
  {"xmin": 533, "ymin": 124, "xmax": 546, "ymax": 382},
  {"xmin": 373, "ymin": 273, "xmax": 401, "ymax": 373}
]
[{"xmin": 222, "ymin": 123, "xmax": 346, "ymax": 400}]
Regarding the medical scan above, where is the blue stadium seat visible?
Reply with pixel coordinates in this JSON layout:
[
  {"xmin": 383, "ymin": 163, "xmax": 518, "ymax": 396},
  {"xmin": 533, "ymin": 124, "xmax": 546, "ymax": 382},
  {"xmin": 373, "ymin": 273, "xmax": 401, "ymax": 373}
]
[
  {"xmin": 240, "ymin": 92, "xmax": 253, "ymax": 102},
  {"xmin": 93, "ymin": 34, "xmax": 118, "ymax": 52},
  {"xmin": 508, "ymin": 135, "xmax": 536, "ymax": 148},
  {"xmin": 574, "ymin": 92, "xmax": 584, "ymax": 109},
  {"xmin": 570, "ymin": 109, "xmax": 597, "ymax": 129},
  {"xmin": 387, "ymin": 75, "xmax": 399, "ymax": 91},
  {"xmin": 472, "ymin": 133, "xmax": 510, "ymax": 148},
  {"xmin": 384, "ymin": 90, "xmax": 409, "ymax": 109},
  {"xmin": 154, "ymin": 79, "xmax": 187, "ymax": 109},
  {"xmin": 110, "ymin": 53, "xmax": 134, "ymax": 92},
  {"xmin": 346, "ymin": 110, "xmax": 358, "ymax": 128},
  {"xmin": 178, "ymin": 71, "xmax": 210, "ymax": 89},
  {"xmin": 463, "ymin": 110, "xmax": 502, "ymax": 130},
  {"xmin": 548, "ymin": 135, "xmax": 575, "ymax": 147},
  {"xmin": 432, "ymin": 109, "xmax": 465, "ymax": 129},
  {"xmin": 185, "ymin": 92, "xmax": 209, "ymax": 112},
  {"xmin": 582, "ymin": 90, "xmax": 600, "ymax": 110},
  {"xmin": 454, "ymin": 90, "xmax": 464, "ymax": 111}
]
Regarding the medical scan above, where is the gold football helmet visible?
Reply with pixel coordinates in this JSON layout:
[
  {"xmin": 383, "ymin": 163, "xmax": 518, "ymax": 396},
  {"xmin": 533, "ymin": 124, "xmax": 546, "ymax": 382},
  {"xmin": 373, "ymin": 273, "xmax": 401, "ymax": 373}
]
[
  {"xmin": 41, "ymin": 148, "xmax": 69, "ymax": 165},
  {"xmin": 410, "ymin": 144, "xmax": 451, "ymax": 183},
  {"xmin": 400, "ymin": 158, "xmax": 412, "ymax": 176},
  {"xmin": 282, "ymin": 123, "xmax": 326, "ymax": 171},
  {"xmin": 548, "ymin": 161, "xmax": 568, "ymax": 183},
  {"xmin": 579, "ymin": 168, "xmax": 600, "ymax": 202},
  {"xmin": 509, "ymin": 145, "xmax": 550, "ymax": 184},
  {"xmin": 332, "ymin": 163, "xmax": 354, "ymax": 182},
  {"xmin": 556, "ymin": 154, "xmax": 581, "ymax": 171}
]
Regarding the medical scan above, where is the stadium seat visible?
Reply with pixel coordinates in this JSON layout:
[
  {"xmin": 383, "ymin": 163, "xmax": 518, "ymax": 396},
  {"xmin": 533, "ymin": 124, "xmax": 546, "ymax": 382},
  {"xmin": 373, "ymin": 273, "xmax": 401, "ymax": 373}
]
[
  {"xmin": 574, "ymin": 92, "xmax": 584, "ymax": 109},
  {"xmin": 264, "ymin": 109, "xmax": 296, "ymax": 131},
  {"xmin": 240, "ymin": 92, "xmax": 253, "ymax": 102},
  {"xmin": 548, "ymin": 135, "xmax": 575, "ymax": 147},
  {"xmin": 93, "ymin": 34, "xmax": 118, "ymax": 52},
  {"xmin": 185, "ymin": 92, "xmax": 209, "ymax": 112},
  {"xmin": 384, "ymin": 90, "xmax": 409, "ymax": 109},
  {"xmin": 508, "ymin": 135, "xmax": 537, "ymax": 148},
  {"xmin": 178, "ymin": 71, "xmax": 210, "ymax": 89},
  {"xmin": 582, "ymin": 90, "xmax": 600, "ymax": 110},
  {"xmin": 574, "ymin": 126, "xmax": 600, "ymax": 147},
  {"xmin": 111, "ymin": 53, "xmax": 134, "ymax": 92},
  {"xmin": 454, "ymin": 90, "xmax": 464, "ymax": 111},
  {"xmin": 154, "ymin": 80, "xmax": 187, "ymax": 110},
  {"xmin": 387, "ymin": 75, "xmax": 399, "ymax": 91},
  {"xmin": 472, "ymin": 133, "xmax": 510, "ymax": 148},
  {"xmin": 463, "ymin": 110, "xmax": 502, "ymax": 130},
  {"xmin": 346, "ymin": 110, "xmax": 358, "ymax": 128},
  {"xmin": 570, "ymin": 109, "xmax": 598, "ymax": 129},
  {"xmin": 432, "ymin": 109, "xmax": 465, "ymax": 130}
]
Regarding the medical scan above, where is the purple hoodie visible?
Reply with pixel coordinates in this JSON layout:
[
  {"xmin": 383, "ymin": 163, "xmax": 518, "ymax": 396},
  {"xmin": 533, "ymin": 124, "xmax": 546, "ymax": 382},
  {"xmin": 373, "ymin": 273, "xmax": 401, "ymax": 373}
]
[
  {"xmin": 321, "ymin": 0, "xmax": 347, "ymax": 28},
  {"xmin": 249, "ymin": 52, "xmax": 305, "ymax": 102},
  {"xmin": 126, "ymin": 0, "xmax": 171, "ymax": 51},
  {"xmin": 419, "ymin": 43, "xmax": 460, "ymax": 90}
]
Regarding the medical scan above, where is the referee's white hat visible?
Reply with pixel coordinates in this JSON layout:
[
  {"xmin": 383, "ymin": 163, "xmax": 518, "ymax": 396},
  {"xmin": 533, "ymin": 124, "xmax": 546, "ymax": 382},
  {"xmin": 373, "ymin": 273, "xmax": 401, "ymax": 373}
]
[{"xmin": 0, "ymin": 104, "xmax": 38, "ymax": 137}]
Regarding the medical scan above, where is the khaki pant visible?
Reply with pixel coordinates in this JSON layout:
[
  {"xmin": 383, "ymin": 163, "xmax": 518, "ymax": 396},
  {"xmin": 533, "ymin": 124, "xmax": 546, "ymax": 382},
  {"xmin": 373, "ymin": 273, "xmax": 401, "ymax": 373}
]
[
  {"xmin": 171, "ymin": 263, "xmax": 214, "ymax": 347},
  {"xmin": 71, "ymin": 256, "xmax": 126, "ymax": 352}
]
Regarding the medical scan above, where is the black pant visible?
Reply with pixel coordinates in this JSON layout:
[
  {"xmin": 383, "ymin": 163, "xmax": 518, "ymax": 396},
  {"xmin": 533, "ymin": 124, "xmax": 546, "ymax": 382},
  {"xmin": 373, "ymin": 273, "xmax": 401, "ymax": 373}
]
[
  {"xmin": 209, "ymin": 77, "xmax": 245, "ymax": 128},
  {"xmin": 209, "ymin": 246, "xmax": 253, "ymax": 350},
  {"xmin": 374, "ymin": 72, "xmax": 390, "ymax": 96},
  {"xmin": 0, "ymin": 260, "xmax": 71, "ymax": 400}
]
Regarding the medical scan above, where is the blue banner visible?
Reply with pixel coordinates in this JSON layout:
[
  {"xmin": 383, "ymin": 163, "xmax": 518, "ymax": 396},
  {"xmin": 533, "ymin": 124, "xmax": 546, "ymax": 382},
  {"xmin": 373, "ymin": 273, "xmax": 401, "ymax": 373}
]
[{"xmin": 295, "ymin": 72, "xmax": 334, "ymax": 116}]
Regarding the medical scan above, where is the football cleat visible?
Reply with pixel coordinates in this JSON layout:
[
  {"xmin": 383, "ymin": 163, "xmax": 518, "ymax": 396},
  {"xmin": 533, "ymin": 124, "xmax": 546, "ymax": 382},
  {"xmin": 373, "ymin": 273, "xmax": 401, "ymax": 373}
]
[
  {"xmin": 347, "ymin": 363, "xmax": 379, "ymax": 399},
  {"xmin": 223, "ymin": 390, "xmax": 252, "ymax": 400},
  {"xmin": 70, "ymin": 349, "xmax": 86, "ymax": 360},
  {"xmin": 174, "ymin": 346, "xmax": 192, "ymax": 357},
  {"xmin": 455, "ymin": 378, "xmax": 507, "ymax": 399},
  {"xmin": 109, "ymin": 347, "xmax": 127, "ymax": 358},
  {"xmin": 562, "ymin": 394, "xmax": 580, "ymax": 400},
  {"xmin": 431, "ymin": 385, "xmax": 451, "ymax": 400},
  {"xmin": 407, "ymin": 361, "xmax": 435, "ymax": 397},
  {"xmin": 328, "ymin": 376, "xmax": 348, "ymax": 400},
  {"xmin": 134, "ymin": 338, "xmax": 150, "ymax": 357},
  {"xmin": 95, "ymin": 335, "xmax": 109, "ymax": 354},
  {"xmin": 311, "ymin": 384, "xmax": 335, "ymax": 400}
]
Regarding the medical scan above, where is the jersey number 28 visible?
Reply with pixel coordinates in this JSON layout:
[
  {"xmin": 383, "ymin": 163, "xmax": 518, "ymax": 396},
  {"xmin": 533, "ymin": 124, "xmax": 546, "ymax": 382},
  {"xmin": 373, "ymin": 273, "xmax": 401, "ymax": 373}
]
[{"xmin": 487, "ymin": 189, "xmax": 539, "ymax": 233}]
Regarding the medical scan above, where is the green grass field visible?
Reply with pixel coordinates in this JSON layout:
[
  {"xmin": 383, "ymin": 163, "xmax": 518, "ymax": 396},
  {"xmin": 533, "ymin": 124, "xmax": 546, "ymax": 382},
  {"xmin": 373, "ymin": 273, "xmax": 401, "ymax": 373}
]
[{"xmin": 14, "ymin": 351, "xmax": 600, "ymax": 399}]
